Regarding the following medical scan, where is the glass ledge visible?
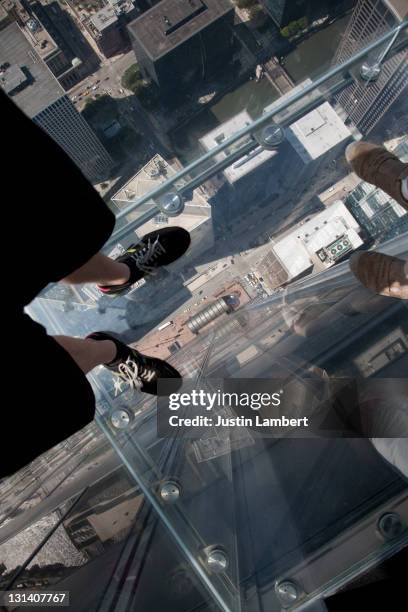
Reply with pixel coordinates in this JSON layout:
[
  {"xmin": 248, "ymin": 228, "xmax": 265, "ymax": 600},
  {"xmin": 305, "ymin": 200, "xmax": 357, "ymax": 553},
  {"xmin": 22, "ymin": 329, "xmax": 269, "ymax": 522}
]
[{"xmin": 1, "ymin": 6, "xmax": 408, "ymax": 612}]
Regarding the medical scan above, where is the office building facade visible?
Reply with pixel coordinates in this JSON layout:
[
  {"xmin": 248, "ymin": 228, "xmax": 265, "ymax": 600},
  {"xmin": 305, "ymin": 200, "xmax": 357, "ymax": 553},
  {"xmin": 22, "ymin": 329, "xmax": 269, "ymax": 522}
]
[
  {"xmin": 0, "ymin": 22, "xmax": 113, "ymax": 182},
  {"xmin": 333, "ymin": 0, "xmax": 408, "ymax": 134}
]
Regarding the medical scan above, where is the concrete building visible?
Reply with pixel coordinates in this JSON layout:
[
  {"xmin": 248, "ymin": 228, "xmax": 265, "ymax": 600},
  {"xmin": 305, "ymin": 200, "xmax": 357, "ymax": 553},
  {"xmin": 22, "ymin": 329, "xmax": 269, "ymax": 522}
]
[
  {"xmin": 260, "ymin": 0, "xmax": 354, "ymax": 28},
  {"xmin": 0, "ymin": 0, "xmax": 25, "ymax": 29},
  {"xmin": 285, "ymin": 101, "xmax": 353, "ymax": 163},
  {"xmin": 267, "ymin": 99, "xmax": 354, "ymax": 201},
  {"xmin": 88, "ymin": 6, "xmax": 128, "ymax": 58},
  {"xmin": 21, "ymin": 0, "xmax": 100, "ymax": 90},
  {"xmin": 200, "ymin": 100, "xmax": 353, "ymax": 210},
  {"xmin": 333, "ymin": 0, "xmax": 408, "ymax": 134},
  {"xmin": 258, "ymin": 201, "xmax": 363, "ymax": 291},
  {"xmin": 0, "ymin": 1, "xmax": 13, "ymax": 31},
  {"xmin": 0, "ymin": 22, "xmax": 113, "ymax": 182},
  {"xmin": 199, "ymin": 109, "xmax": 279, "ymax": 208},
  {"xmin": 127, "ymin": 0, "xmax": 235, "ymax": 95},
  {"xmin": 111, "ymin": 153, "xmax": 214, "ymax": 264}
]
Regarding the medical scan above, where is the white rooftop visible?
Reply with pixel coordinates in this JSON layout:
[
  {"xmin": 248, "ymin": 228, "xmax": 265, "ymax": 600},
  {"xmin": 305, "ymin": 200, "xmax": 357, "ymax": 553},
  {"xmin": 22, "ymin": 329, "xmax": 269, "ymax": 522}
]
[
  {"xmin": 199, "ymin": 110, "xmax": 277, "ymax": 183},
  {"xmin": 112, "ymin": 154, "xmax": 177, "ymax": 205},
  {"xmin": 263, "ymin": 78, "xmax": 318, "ymax": 124},
  {"xmin": 286, "ymin": 102, "xmax": 352, "ymax": 163},
  {"xmin": 273, "ymin": 200, "xmax": 363, "ymax": 279},
  {"xmin": 111, "ymin": 154, "xmax": 211, "ymax": 235},
  {"xmin": 91, "ymin": 6, "xmax": 118, "ymax": 31}
]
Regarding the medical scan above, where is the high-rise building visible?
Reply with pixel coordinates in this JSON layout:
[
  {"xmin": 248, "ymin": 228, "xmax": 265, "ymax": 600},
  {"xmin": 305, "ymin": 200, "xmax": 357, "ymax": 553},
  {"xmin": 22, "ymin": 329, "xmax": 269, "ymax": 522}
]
[
  {"xmin": 333, "ymin": 0, "xmax": 408, "ymax": 134},
  {"xmin": 259, "ymin": 0, "xmax": 355, "ymax": 28},
  {"xmin": 257, "ymin": 200, "xmax": 363, "ymax": 292},
  {"xmin": 87, "ymin": 6, "xmax": 127, "ymax": 58},
  {"xmin": 1, "ymin": 0, "xmax": 100, "ymax": 89},
  {"xmin": 111, "ymin": 153, "xmax": 214, "ymax": 264},
  {"xmin": 127, "ymin": 0, "xmax": 235, "ymax": 95},
  {"xmin": 200, "ymin": 100, "xmax": 353, "ymax": 210},
  {"xmin": 0, "ymin": 22, "xmax": 113, "ymax": 182}
]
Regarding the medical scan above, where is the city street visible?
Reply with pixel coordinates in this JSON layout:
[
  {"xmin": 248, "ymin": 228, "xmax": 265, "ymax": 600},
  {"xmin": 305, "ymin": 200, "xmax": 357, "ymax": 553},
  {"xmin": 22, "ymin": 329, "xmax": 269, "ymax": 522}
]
[{"xmin": 68, "ymin": 51, "xmax": 136, "ymax": 109}]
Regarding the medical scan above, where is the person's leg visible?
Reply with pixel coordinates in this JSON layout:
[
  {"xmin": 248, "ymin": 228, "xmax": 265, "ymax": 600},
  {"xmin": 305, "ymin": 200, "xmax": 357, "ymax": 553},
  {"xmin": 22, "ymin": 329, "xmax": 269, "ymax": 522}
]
[
  {"xmin": 62, "ymin": 227, "xmax": 191, "ymax": 296},
  {"xmin": 54, "ymin": 336, "xmax": 117, "ymax": 373},
  {"xmin": 62, "ymin": 252, "xmax": 130, "ymax": 286},
  {"xmin": 54, "ymin": 333, "xmax": 182, "ymax": 396}
]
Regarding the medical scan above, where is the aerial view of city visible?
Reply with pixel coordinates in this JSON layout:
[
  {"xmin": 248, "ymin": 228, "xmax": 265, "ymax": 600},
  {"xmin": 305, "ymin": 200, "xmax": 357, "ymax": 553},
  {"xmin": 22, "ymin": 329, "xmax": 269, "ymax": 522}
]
[{"xmin": 0, "ymin": 0, "xmax": 407, "ymax": 610}]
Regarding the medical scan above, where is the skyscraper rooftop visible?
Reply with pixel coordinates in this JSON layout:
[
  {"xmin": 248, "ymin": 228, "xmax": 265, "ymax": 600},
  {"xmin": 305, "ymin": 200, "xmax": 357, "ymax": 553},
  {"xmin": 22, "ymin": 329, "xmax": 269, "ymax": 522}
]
[
  {"xmin": 286, "ymin": 102, "xmax": 352, "ymax": 163},
  {"xmin": 272, "ymin": 200, "xmax": 363, "ymax": 278},
  {"xmin": 127, "ymin": 0, "xmax": 233, "ymax": 60},
  {"xmin": 199, "ymin": 110, "xmax": 277, "ymax": 183},
  {"xmin": 0, "ymin": 22, "xmax": 63, "ymax": 117}
]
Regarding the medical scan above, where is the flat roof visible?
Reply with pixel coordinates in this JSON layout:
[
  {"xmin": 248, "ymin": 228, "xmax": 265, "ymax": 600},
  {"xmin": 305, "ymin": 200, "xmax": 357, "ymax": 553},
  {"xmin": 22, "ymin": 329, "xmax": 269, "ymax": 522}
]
[
  {"xmin": 21, "ymin": 19, "xmax": 58, "ymax": 61},
  {"xmin": 257, "ymin": 251, "xmax": 289, "ymax": 290},
  {"xmin": 263, "ymin": 78, "xmax": 320, "ymax": 124},
  {"xmin": 91, "ymin": 6, "xmax": 118, "ymax": 31},
  {"xmin": 199, "ymin": 110, "xmax": 277, "ymax": 183},
  {"xmin": 0, "ymin": 22, "xmax": 63, "ymax": 117},
  {"xmin": 111, "ymin": 153, "xmax": 211, "ymax": 234},
  {"xmin": 128, "ymin": 0, "xmax": 233, "ymax": 60},
  {"xmin": 112, "ymin": 154, "xmax": 178, "ymax": 205},
  {"xmin": 135, "ymin": 207, "xmax": 210, "ymax": 237},
  {"xmin": 286, "ymin": 102, "xmax": 352, "ymax": 163},
  {"xmin": 273, "ymin": 200, "xmax": 363, "ymax": 279}
]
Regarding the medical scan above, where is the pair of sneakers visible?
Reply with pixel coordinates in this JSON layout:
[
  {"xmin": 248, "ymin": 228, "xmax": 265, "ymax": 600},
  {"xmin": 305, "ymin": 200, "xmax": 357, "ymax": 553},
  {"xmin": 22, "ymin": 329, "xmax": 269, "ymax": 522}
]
[
  {"xmin": 346, "ymin": 142, "xmax": 408, "ymax": 299},
  {"xmin": 90, "ymin": 227, "xmax": 191, "ymax": 396},
  {"xmin": 89, "ymin": 144, "xmax": 408, "ymax": 397}
]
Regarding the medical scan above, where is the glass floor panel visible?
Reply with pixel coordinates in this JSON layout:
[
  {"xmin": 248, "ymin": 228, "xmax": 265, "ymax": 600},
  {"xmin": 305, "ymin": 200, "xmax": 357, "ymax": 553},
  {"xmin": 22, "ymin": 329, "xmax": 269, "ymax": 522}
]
[{"xmin": 1, "ymin": 4, "xmax": 407, "ymax": 611}]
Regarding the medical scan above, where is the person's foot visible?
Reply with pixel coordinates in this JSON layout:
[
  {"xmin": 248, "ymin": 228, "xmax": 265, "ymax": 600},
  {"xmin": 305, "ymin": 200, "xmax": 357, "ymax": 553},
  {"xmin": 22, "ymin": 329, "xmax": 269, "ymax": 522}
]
[
  {"xmin": 88, "ymin": 332, "xmax": 182, "ymax": 396},
  {"xmin": 99, "ymin": 227, "xmax": 191, "ymax": 295},
  {"xmin": 349, "ymin": 252, "xmax": 408, "ymax": 300},
  {"xmin": 345, "ymin": 142, "xmax": 408, "ymax": 210}
]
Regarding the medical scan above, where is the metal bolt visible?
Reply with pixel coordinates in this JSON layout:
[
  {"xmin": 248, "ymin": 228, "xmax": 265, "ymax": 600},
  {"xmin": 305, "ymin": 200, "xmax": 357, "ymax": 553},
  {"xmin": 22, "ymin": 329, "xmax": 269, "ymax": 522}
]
[
  {"xmin": 275, "ymin": 580, "xmax": 299, "ymax": 606},
  {"xmin": 360, "ymin": 62, "xmax": 381, "ymax": 82},
  {"xmin": 258, "ymin": 123, "xmax": 285, "ymax": 150},
  {"xmin": 204, "ymin": 547, "xmax": 229, "ymax": 574},
  {"xmin": 156, "ymin": 192, "xmax": 184, "ymax": 216},
  {"xmin": 377, "ymin": 512, "xmax": 405, "ymax": 540},
  {"xmin": 110, "ymin": 408, "xmax": 132, "ymax": 429},
  {"xmin": 160, "ymin": 480, "xmax": 181, "ymax": 504}
]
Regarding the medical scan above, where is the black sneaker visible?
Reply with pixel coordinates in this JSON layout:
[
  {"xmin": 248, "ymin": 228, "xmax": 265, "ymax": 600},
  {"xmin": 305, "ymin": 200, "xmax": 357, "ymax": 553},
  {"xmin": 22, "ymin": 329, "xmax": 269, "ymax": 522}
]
[
  {"xmin": 99, "ymin": 227, "xmax": 191, "ymax": 296},
  {"xmin": 88, "ymin": 332, "xmax": 182, "ymax": 396}
]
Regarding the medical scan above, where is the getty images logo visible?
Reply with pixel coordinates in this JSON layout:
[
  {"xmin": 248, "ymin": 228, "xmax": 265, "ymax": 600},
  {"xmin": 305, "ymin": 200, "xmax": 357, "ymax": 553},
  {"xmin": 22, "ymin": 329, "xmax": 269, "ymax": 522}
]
[{"xmin": 168, "ymin": 389, "xmax": 284, "ymax": 411}]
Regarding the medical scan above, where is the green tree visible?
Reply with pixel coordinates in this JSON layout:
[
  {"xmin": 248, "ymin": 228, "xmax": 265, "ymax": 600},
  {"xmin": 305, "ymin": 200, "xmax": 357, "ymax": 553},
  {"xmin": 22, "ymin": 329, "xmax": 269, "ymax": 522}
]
[{"xmin": 121, "ymin": 63, "xmax": 143, "ymax": 94}]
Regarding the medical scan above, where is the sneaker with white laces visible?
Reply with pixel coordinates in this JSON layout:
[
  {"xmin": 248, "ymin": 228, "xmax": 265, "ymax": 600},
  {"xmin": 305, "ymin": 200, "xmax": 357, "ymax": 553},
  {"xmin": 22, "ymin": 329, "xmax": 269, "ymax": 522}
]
[
  {"xmin": 99, "ymin": 227, "xmax": 191, "ymax": 296},
  {"xmin": 88, "ymin": 332, "xmax": 182, "ymax": 396}
]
